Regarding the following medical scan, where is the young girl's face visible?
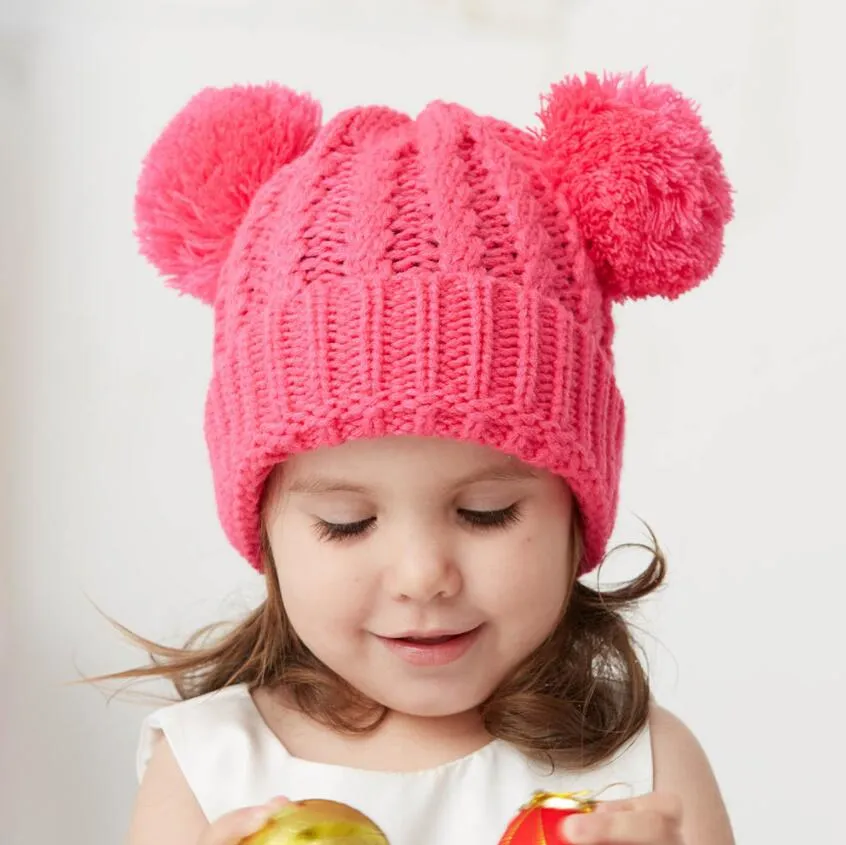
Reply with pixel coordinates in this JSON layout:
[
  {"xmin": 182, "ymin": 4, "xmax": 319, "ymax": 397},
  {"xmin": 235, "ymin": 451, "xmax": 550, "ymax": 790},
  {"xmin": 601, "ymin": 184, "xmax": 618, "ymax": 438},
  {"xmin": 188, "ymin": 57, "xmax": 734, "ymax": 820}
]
[{"xmin": 265, "ymin": 435, "xmax": 575, "ymax": 719}]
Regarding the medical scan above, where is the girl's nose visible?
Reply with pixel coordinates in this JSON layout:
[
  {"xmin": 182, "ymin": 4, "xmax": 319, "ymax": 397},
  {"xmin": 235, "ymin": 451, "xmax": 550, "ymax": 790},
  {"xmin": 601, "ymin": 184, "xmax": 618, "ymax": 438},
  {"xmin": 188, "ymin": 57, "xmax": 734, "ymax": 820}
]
[{"xmin": 385, "ymin": 531, "xmax": 462, "ymax": 603}]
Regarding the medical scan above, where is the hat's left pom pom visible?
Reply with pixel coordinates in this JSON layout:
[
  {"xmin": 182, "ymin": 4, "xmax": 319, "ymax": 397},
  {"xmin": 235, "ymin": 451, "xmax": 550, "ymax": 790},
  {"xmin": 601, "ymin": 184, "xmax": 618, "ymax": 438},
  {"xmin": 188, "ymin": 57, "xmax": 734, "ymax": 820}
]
[
  {"xmin": 134, "ymin": 83, "xmax": 322, "ymax": 305},
  {"xmin": 539, "ymin": 70, "xmax": 734, "ymax": 303}
]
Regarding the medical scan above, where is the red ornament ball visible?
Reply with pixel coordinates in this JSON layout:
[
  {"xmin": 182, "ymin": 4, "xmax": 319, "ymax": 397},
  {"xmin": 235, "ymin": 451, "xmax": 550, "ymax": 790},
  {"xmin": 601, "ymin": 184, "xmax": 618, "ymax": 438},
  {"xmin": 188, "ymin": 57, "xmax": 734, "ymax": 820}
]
[{"xmin": 498, "ymin": 791, "xmax": 596, "ymax": 845}]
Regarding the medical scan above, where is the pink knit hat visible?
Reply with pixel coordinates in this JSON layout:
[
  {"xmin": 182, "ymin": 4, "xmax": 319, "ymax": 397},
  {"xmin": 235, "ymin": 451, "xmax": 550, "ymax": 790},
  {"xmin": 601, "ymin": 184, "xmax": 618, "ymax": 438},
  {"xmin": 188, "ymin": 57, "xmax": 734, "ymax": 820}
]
[{"xmin": 134, "ymin": 71, "xmax": 733, "ymax": 573}]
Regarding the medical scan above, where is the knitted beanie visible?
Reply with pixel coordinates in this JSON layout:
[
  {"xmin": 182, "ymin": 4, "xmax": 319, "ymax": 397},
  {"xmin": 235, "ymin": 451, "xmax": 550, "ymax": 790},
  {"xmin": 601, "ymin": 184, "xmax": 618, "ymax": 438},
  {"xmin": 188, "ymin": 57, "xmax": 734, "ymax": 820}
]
[{"xmin": 134, "ymin": 70, "xmax": 733, "ymax": 573}]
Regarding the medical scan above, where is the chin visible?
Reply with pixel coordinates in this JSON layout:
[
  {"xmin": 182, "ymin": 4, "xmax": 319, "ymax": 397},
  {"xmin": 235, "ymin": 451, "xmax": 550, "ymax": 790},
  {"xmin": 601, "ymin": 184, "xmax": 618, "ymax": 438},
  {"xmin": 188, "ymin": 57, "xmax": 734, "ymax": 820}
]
[{"xmin": 371, "ymin": 683, "xmax": 497, "ymax": 719}]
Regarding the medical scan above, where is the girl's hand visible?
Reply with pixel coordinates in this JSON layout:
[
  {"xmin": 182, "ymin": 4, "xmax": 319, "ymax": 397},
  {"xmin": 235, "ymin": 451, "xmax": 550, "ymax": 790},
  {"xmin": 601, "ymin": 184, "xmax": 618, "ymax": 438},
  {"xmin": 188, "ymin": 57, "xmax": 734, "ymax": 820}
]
[
  {"xmin": 561, "ymin": 792, "xmax": 684, "ymax": 844},
  {"xmin": 198, "ymin": 797, "xmax": 290, "ymax": 845}
]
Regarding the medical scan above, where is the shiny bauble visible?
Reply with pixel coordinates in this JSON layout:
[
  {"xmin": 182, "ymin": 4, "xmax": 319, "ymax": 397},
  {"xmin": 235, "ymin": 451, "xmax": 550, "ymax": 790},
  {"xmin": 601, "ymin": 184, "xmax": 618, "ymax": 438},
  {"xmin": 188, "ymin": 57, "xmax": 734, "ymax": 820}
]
[
  {"xmin": 242, "ymin": 799, "xmax": 389, "ymax": 844},
  {"xmin": 498, "ymin": 791, "xmax": 596, "ymax": 844}
]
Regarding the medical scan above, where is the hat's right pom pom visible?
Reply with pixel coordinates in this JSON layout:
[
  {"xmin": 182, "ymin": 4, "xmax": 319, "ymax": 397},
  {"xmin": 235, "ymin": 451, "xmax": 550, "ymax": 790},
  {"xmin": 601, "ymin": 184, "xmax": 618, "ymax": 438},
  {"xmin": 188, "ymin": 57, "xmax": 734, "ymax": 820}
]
[
  {"xmin": 134, "ymin": 83, "xmax": 322, "ymax": 305},
  {"xmin": 539, "ymin": 70, "xmax": 734, "ymax": 303}
]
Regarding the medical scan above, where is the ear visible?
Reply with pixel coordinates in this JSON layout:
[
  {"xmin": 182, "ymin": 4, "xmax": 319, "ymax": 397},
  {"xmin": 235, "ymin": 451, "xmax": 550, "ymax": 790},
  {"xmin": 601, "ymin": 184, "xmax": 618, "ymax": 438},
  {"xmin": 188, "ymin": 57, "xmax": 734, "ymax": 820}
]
[
  {"xmin": 539, "ymin": 70, "xmax": 734, "ymax": 303},
  {"xmin": 134, "ymin": 83, "xmax": 322, "ymax": 305}
]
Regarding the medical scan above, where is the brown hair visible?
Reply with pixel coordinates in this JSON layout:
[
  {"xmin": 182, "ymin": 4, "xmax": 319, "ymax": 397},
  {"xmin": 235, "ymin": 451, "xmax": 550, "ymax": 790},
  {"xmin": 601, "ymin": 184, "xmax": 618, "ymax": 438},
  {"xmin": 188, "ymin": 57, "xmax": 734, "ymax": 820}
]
[{"xmin": 94, "ymin": 506, "xmax": 666, "ymax": 771}]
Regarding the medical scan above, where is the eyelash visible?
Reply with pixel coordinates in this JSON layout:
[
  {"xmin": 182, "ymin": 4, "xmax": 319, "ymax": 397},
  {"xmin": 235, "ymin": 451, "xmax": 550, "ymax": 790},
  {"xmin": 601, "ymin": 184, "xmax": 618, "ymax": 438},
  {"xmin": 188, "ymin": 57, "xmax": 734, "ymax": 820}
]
[{"xmin": 313, "ymin": 504, "xmax": 523, "ymax": 543}]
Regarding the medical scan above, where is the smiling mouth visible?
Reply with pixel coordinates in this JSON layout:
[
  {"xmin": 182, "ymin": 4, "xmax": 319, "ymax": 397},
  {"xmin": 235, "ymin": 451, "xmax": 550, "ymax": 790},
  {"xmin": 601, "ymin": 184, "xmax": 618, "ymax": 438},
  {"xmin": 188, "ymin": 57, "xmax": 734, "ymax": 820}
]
[
  {"xmin": 376, "ymin": 626, "xmax": 483, "ymax": 666},
  {"xmin": 401, "ymin": 635, "xmax": 459, "ymax": 644},
  {"xmin": 388, "ymin": 628, "xmax": 479, "ymax": 644}
]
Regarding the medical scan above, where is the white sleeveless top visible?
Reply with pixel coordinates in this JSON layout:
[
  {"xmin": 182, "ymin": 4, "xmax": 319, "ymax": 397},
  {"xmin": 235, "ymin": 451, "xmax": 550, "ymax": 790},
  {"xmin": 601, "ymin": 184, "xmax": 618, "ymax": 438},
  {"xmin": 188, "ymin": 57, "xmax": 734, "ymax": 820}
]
[{"xmin": 137, "ymin": 684, "xmax": 653, "ymax": 843}]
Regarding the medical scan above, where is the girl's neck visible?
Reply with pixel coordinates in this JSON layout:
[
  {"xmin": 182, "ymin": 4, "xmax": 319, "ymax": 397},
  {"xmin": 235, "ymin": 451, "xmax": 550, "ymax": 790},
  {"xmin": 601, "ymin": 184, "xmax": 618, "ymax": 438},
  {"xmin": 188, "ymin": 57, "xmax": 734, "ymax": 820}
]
[{"xmin": 253, "ymin": 686, "xmax": 495, "ymax": 773}]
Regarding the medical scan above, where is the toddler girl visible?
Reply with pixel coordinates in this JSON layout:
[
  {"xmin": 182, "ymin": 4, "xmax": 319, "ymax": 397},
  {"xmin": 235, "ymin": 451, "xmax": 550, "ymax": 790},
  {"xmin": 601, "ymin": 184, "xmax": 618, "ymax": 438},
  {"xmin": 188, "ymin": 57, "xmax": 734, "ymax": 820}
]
[{"xmin": 117, "ymin": 69, "xmax": 735, "ymax": 844}]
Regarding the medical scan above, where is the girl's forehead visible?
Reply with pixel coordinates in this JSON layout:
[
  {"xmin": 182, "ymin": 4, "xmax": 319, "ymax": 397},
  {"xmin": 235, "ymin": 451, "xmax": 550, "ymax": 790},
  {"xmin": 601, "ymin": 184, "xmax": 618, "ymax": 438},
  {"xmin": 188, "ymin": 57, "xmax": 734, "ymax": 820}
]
[{"xmin": 280, "ymin": 436, "xmax": 538, "ymax": 487}]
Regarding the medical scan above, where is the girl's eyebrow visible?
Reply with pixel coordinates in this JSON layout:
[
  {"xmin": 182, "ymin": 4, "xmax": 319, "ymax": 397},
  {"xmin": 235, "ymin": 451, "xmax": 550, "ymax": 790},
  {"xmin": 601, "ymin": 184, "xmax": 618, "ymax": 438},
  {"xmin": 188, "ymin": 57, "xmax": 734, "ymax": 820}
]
[
  {"xmin": 287, "ymin": 477, "xmax": 370, "ymax": 496},
  {"xmin": 286, "ymin": 463, "xmax": 538, "ymax": 497}
]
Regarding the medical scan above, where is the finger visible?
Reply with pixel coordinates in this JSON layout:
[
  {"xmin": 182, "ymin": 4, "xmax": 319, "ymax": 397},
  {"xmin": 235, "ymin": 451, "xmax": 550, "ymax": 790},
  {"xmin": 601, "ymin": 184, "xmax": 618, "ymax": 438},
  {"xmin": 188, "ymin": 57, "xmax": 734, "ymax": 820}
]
[
  {"xmin": 199, "ymin": 798, "xmax": 289, "ymax": 845},
  {"xmin": 198, "ymin": 807, "xmax": 269, "ymax": 845},
  {"xmin": 265, "ymin": 795, "xmax": 291, "ymax": 812},
  {"xmin": 562, "ymin": 808, "xmax": 681, "ymax": 844},
  {"xmin": 593, "ymin": 791, "xmax": 682, "ymax": 821}
]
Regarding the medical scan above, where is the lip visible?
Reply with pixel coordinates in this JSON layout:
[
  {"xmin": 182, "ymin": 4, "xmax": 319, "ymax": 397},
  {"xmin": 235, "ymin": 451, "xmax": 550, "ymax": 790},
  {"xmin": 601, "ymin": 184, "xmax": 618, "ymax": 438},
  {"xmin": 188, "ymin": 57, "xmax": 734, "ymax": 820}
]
[
  {"xmin": 376, "ymin": 626, "xmax": 482, "ymax": 667},
  {"xmin": 390, "ymin": 627, "xmax": 476, "ymax": 639}
]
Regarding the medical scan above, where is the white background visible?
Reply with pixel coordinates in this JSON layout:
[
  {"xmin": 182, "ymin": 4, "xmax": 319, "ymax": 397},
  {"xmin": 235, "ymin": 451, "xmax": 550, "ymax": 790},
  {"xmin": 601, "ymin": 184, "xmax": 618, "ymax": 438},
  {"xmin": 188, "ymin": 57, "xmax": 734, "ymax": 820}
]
[{"xmin": 1, "ymin": 1, "xmax": 844, "ymax": 842}]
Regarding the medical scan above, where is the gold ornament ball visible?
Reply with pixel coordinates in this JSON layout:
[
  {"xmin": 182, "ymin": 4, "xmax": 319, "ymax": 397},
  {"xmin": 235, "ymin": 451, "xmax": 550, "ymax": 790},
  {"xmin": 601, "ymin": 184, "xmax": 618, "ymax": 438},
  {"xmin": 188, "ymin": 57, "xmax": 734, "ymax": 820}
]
[{"xmin": 242, "ymin": 799, "xmax": 390, "ymax": 844}]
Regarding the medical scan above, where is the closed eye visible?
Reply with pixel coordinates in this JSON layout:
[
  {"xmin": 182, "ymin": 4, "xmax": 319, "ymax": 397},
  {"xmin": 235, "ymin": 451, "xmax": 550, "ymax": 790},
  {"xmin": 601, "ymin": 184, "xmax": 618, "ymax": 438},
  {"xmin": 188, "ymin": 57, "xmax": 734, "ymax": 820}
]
[
  {"xmin": 458, "ymin": 503, "xmax": 522, "ymax": 530},
  {"xmin": 313, "ymin": 517, "xmax": 376, "ymax": 542}
]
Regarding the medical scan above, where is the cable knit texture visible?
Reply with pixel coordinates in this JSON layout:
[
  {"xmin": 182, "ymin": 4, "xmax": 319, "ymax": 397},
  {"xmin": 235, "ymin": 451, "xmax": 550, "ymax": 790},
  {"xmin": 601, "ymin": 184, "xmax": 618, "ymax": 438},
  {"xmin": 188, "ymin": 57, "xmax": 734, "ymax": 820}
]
[{"xmin": 134, "ymin": 71, "xmax": 733, "ymax": 572}]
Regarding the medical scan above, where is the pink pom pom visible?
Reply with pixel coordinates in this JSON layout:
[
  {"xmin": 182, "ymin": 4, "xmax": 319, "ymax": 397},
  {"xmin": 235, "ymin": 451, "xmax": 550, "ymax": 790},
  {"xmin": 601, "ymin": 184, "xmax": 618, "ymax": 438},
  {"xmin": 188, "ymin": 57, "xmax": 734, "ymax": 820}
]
[
  {"xmin": 134, "ymin": 83, "xmax": 322, "ymax": 304},
  {"xmin": 539, "ymin": 70, "xmax": 733, "ymax": 302}
]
